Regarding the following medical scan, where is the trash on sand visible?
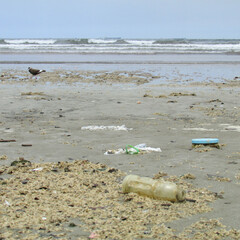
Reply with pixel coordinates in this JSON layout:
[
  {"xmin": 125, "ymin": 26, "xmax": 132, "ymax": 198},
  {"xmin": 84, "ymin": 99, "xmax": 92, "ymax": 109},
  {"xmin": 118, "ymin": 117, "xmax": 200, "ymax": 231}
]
[
  {"xmin": 192, "ymin": 138, "xmax": 221, "ymax": 149},
  {"xmin": 4, "ymin": 200, "xmax": 11, "ymax": 206},
  {"xmin": 104, "ymin": 149, "xmax": 125, "ymax": 155},
  {"xmin": 21, "ymin": 144, "xmax": 33, "ymax": 147},
  {"xmin": 126, "ymin": 145, "xmax": 140, "ymax": 154},
  {"xmin": 81, "ymin": 125, "xmax": 132, "ymax": 131},
  {"xmin": 31, "ymin": 167, "xmax": 44, "ymax": 171},
  {"xmin": 192, "ymin": 138, "xmax": 219, "ymax": 145},
  {"xmin": 104, "ymin": 143, "xmax": 161, "ymax": 155},
  {"xmin": 135, "ymin": 143, "xmax": 162, "ymax": 152},
  {"xmin": 183, "ymin": 127, "xmax": 215, "ymax": 131},
  {"xmin": 0, "ymin": 139, "xmax": 16, "ymax": 142},
  {"xmin": 224, "ymin": 125, "xmax": 240, "ymax": 132},
  {"xmin": 122, "ymin": 174, "xmax": 186, "ymax": 202}
]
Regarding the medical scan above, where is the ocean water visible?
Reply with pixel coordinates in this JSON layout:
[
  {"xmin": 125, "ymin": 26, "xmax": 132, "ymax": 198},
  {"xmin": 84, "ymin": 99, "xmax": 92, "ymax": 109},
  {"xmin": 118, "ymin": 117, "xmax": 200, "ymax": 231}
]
[
  {"xmin": 1, "ymin": 38, "xmax": 240, "ymax": 55},
  {"xmin": 1, "ymin": 38, "xmax": 240, "ymax": 83}
]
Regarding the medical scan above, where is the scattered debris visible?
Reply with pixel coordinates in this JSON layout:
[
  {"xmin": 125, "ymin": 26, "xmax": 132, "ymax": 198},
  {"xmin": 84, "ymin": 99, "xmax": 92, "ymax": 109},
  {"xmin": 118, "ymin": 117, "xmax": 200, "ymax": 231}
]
[
  {"xmin": 21, "ymin": 144, "xmax": 33, "ymax": 147},
  {"xmin": 224, "ymin": 125, "xmax": 240, "ymax": 132},
  {"xmin": 0, "ymin": 160, "xmax": 238, "ymax": 239},
  {"xmin": 0, "ymin": 139, "xmax": 16, "ymax": 142},
  {"xmin": 191, "ymin": 138, "xmax": 222, "ymax": 150},
  {"xmin": 31, "ymin": 167, "xmax": 44, "ymax": 171},
  {"xmin": 122, "ymin": 174, "xmax": 186, "ymax": 202},
  {"xmin": 183, "ymin": 127, "xmax": 215, "ymax": 131},
  {"xmin": 104, "ymin": 143, "xmax": 161, "ymax": 155},
  {"xmin": 208, "ymin": 98, "xmax": 222, "ymax": 103},
  {"xmin": 81, "ymin": 125, "xmax": 132, "ymax": 131},
  {"xmin": 135, "ymin": 143, "xmax": 162, "ymax": 152},
  {"xmin": 125, "ymin": 145, "xmax": 140, "ymax": 154},
  {"xmin": 4, "ymin": 200, "xmax": 10, "ymax": 206},
  {"xmin": 192, "ymin": 138, "xmax": 219, "ymax": 145},
  {"xmin": 143, "ymin": 93, "xmax": 167, "ymax": 98},
  {"xmin": 104, "ymin": 148, "xmax": 125, "ymax": 155},
  {"xmin": 169, "ymin": 92, "xmax": 196, "ymax": 97}
]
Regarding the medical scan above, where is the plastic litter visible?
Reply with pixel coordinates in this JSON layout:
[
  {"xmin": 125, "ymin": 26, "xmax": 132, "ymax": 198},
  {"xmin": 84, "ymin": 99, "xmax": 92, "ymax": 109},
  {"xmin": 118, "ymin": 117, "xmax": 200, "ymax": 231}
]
[
  {"xmin": 125, "ymin": 145, "xmax": 139, "ymax": 154},
  {"xmin": 122, "ymin": 174, "xmax": 186, "ymax": 202},
  {"xmin": 192, "ymin": 138, "xmax": 219, "ymax": 145},
  {"xmin": 31, "ymin": 167, "xmax": 44, "ymax": 171},
  {"xmin": 81, "ymin": 125, "xmax": 132, "ymax": 131},
  {"xmin": 135, "ymin": 143, "xmax": 162, "ymax": 152},
  {"xmin": 4, "ymin": 200, "xmax": 10, "ymax": 206},
  {"xmin": 104, "ymin": 143, "xmax": 161, "ymax": 155}
]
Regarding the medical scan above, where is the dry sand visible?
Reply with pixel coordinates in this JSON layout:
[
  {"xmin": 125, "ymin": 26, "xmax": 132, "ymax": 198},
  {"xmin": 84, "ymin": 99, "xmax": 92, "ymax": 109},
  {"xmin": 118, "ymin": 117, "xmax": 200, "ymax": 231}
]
[{"xmin": 0, "ymin": 69, "xmax": 240, "ymax": 239}]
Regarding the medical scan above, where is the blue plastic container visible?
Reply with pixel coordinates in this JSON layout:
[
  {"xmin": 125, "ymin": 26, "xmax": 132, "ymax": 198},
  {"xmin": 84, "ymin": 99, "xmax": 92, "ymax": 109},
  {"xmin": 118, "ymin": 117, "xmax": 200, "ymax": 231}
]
[{"xmin": 192, "ymin": 138, "xmax": 219, "ymax": 145}]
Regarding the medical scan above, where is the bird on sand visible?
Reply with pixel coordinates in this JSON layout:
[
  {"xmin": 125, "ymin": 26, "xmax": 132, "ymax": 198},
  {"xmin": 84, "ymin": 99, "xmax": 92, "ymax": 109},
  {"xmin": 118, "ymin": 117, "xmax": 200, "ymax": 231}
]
[{"xmin": 28, "ymin": 67, "xmax": 46, "ymax": 76}]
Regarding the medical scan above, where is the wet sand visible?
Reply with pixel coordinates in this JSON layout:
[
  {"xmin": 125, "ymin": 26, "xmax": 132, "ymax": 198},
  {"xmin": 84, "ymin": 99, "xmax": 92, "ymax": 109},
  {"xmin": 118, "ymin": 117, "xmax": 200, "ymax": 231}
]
[{"xmin": 0, "ymin": 69, "xmax": 240, "ymax": 239}]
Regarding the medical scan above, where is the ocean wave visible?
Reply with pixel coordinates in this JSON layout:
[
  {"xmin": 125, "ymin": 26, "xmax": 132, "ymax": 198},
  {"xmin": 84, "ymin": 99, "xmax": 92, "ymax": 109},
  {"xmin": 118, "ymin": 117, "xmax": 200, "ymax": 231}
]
[
  {"xmin": 0, "ymin": 39, "xmax": 7, "ymax": 44},
  {"xmin": 54, "ymin": 38, "xmax": 130, "ymax": 45},
  {"xmin": 113, "ymin": 39, "xmax": 129, "ymax": 44},
  {"xmin": 153, "ymin": 39, "xmax": 189, "ymax": 44},
  {"xmin": 55, "ymin": 39, "xmax": 91, "ymax": 44},
  {"xmin": 1, "ymin": 38, "xmax": 240, "ymax": 54},
  {"xmin": 5, "ymin": 39, "xmax": 55, "ymax": 45}
]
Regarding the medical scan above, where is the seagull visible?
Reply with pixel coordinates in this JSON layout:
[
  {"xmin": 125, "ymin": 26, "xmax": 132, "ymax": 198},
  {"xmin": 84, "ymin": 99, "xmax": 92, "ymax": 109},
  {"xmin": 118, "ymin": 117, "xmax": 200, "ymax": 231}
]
[{"xmin": 28, "ymin": 67, "xmax": 46, "ymax": 76}]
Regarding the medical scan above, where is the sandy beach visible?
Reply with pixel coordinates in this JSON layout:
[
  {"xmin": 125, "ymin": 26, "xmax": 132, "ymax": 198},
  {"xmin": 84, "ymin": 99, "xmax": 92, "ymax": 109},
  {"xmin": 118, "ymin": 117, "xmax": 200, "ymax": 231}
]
[{"xmin": 0, "ymin": 68, "xmax": 240, "ymax": 239}]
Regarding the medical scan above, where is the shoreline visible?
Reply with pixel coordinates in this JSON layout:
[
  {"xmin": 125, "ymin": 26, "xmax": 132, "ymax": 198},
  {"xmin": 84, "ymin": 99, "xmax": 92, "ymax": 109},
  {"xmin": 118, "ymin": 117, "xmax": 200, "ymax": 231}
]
[
  {"xmin": 0, "ymin": 69, "xmax": 240, "ymax": 238},
  {"xmin": 2, "ymin": 52, "xmax": 240, "ymax": 64}
]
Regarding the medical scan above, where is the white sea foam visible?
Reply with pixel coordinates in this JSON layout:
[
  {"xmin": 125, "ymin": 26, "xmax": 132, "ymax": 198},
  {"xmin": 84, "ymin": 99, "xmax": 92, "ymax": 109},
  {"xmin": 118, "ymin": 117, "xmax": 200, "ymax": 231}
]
[{"xmin": 5, "ymin": 39, "xmax": 55, "ymax": 45}]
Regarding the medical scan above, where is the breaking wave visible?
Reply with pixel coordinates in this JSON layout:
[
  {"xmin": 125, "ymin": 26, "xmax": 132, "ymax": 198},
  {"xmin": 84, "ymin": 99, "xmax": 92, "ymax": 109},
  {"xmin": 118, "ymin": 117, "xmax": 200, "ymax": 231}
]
[
  {"xmin": 55, "ymin": 38, "xmax": 91, "ymax": 44},
  {"xmin": 153, "ymin": 39, "xmax": 189, "ymax": 44},
  {"xmin": 113, "ymin": 39, "xmax": 129, "ymax": 44},
  {"xmin": 1, "ymin": 38, "xmax": 240, "ymax": 54},
  {"xmin": 0, "ymin": 39, "xmax": 7, "ymax": 44}
]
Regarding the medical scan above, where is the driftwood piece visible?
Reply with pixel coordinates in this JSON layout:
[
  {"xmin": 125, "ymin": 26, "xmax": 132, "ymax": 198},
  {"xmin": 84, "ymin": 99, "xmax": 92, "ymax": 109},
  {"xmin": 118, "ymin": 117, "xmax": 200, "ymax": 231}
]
[{"xmin": 0, "ymin": 139, "xmax": 16, "ymax": 142}]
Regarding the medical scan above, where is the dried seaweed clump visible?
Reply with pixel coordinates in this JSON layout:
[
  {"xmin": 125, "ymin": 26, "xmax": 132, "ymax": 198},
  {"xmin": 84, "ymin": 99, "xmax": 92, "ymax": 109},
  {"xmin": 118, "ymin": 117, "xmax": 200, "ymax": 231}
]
[
  {"xmin": 179, "ymin": 219, "xmax": 240, "ymax": 239},
  {"xmin": 0, "ymin": 160, "xmax": 238, "ymax": 239}
]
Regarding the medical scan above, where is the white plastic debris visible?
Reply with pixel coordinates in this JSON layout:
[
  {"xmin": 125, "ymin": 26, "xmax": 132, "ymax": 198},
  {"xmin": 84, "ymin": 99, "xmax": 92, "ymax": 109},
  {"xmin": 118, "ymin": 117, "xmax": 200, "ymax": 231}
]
[
  {"xmin": 104, "ymin": 143, "xmax": 161, "ymax": 155},
  {"xmin": 183, "ymin": 127, "xmax": 215, "ymax": 131},
  {"xmin": 104, "ymin": 148, "xmax": 125, "ymax": 155},
  {"xmin": 4, "ymin": 200, "xmax": 10, "ymax": 206},
  {"xmin": 31, "ymin": 167, "xmax": 43, "ymax": 171},
  {"xmin": 224, "ymin": 125, "xmax": 240, "ymax": 132},
  {"xmin": 81, "ymin": 125, "xmax": 132, "ymax": 131},
  {"xmin": 135, "ymin": 143, "xmax": 162, "ymax": 152}
]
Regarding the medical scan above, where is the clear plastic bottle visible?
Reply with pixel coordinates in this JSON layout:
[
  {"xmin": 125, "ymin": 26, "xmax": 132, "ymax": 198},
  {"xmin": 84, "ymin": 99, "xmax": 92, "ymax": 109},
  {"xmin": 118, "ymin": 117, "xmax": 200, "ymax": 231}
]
[{"xmin": 122, "ymin": 174, "xmax": 186, "ymax": 202}]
